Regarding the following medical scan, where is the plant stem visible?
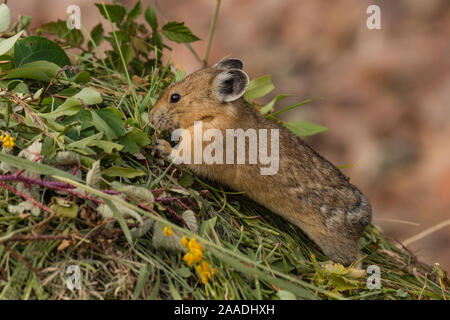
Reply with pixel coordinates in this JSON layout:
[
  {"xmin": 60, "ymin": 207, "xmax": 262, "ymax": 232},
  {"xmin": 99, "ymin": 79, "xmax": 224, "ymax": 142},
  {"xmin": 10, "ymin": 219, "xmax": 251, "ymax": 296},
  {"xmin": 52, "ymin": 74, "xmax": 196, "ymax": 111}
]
[
  {"xmin": 101, "ymin": 2, "xmax": 139, "ymax": 121},
  {"xmin": 203, "ymin": 0, "xmax": 222, "ymax": 67}
]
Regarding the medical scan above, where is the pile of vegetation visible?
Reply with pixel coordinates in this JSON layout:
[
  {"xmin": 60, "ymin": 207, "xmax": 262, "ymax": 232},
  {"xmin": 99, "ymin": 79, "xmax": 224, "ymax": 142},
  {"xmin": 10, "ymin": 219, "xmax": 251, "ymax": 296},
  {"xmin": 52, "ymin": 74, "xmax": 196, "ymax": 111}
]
[{"xmin": 0, "ymin": 2, "xmax": 448, "ymax": 299}]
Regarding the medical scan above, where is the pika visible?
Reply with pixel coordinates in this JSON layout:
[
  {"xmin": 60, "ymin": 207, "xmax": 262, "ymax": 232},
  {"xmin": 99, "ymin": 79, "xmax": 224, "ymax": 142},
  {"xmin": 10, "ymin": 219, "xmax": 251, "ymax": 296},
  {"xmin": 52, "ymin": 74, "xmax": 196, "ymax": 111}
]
[{"xmin": 149, "ymin": 58, "xmax": 372, "ymax": 265}]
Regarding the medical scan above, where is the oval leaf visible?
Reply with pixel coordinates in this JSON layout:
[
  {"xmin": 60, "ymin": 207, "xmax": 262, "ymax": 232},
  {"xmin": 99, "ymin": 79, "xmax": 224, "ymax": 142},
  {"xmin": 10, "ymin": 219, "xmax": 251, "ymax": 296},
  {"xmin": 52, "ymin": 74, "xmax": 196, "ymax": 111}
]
[
  {"xmin": 5, "ymin": 60, "xmax": 61, "ymax": 82},
  {"xmin": 102, "ymin": 167, "xmax": 145, "ymax": 178},
  {"xmin": 244, "ymin": 75, "xmax": 275, "ymax": 102},
  {"xmin": 95, "ymin": 3, "xmax": 126, "ymax": 24},
  {"xmin": 285, "ymin": 121, "xmax": 328, "ymax": 137},
  {"xmin": 14, "ymin": 36, "xmax": 71, "ymax": 68},
  {"xmin": 0, "ymin": 31, "xmax": 24, "ymax": 56},
  {"xmin": 0, "ymin": 4, "xmax": 11, "ymax": 33},
  {"xmin": 162, "ymin": 21, "xmax": 199, "ymax": 43}
]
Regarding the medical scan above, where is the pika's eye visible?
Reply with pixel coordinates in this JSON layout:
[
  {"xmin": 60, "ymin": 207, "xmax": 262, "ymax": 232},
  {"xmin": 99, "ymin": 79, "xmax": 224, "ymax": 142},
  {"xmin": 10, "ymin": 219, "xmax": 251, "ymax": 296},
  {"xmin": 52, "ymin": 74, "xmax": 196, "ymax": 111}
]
[{"xmin": 170, "ymin": 93, "xmax": 181, "ymax": 103}]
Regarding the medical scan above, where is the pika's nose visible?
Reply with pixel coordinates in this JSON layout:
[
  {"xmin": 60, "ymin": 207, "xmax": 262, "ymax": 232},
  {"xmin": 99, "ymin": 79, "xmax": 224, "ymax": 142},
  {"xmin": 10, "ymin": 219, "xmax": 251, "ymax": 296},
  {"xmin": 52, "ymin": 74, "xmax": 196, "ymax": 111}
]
[
  {"xmin": 149, "ymin": 107, "xmax": 163, "ymax": 130},
  {"xmin": 149, "ymin": 107, "xmax": 157, "ymax": 124}
]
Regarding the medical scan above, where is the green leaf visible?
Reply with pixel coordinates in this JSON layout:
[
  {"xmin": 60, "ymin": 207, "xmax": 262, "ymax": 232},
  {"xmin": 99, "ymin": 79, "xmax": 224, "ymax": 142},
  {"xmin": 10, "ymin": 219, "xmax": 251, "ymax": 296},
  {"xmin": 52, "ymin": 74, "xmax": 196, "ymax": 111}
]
[
  {"xmin": 118, "ymin": 127, "xmax": 150, "ymax": 153},
  {"xmin": 0, "ymin": 4, "xmax": 11, "ymax": 33},
  {"xmin": 132, "ymin": 264, "xmax": 149, "ymax": 300},
  {"xmin": 148, "ymin": 271, "xmax": 160, "ymax": 300},
  {"xmin": 152, "ymin": 221, "xmax": 183, "ymax": 251},
  {"xmin": 14, "ymin": 36, "xmax": 71, "ymax": 68},
  {"xmin": 162, "ymin": 21, "xmax": 200, "ymax": 43},
  {"xmin": 33, "ymin": 88, "xmax": 44, "ymax": 99},
  {"xmin": 175, "ymin": 267, "xmax": 191, "ymax": 278},
  {"xmin": 111, "ymin": 182, "xmax": 154, "ymax": 208},
  {"xmin": 208, "ymin": 246, "xmax": 317, "ymax": 299},
  {"xmin": 144, "ymin": 6, "xmax": 158, "ymax": 31},
  {"xmin": 0, "ymin": 54, "xmax": 13, "ymax": 72},
  {"xmin": 396, "ymin": 289, "xmax": 409, "ymax": 298},
  {"xmin": 182, "ymin": 210, "xmax": 198, "ymax": 232},
  {"xmin": 121, "ymin": 45, "xmax": 135, "ymax": 65},
  {"xmin": 285, "ymin": 121, "xmax": 328, "ymax": 137},
  {"xmin": 104, "ymin": 199, "xmax": 133, "ymax": 246},
  {"xmin": 0, "ymin": 31, "xmax": 24, "ymax": 56},
  {"xmin": 200, "ymin": 216, "xmax": 217, "ymax": 236},
  {"xmin": 102, "ymin": 167, "xmax": 145, "ymax": 178},
  {"xmin": 95, "ymin": 3, "xmax": 126, "ymax": 24},
  {"xmin": 12, "ymin": 81, "xmax": 29, "ymax": 94},
  {"xmin": 173, "ymin": 68, "xmax": 186, "ymax": 82},
  {"xmin": 166, "ymin": 275, "xmax": 182, "ymax": 300},
  {"xmin": 42, "ymin": 87, "xmax": 102, "ymax": 118},
  {"xmin": 50, "ymin": 151, "xmax": 80, "ymax": 167},
  {"xmin": 118, "ymin": 135, "xmax": 139, "ymax": 154},
  {"xmin": 0, "ymin": 152, "xmax": 83, "ymax": 182},
  {"xmin": 66, "ymin": 133, "xmax": 101, "ymax": 155},
  {"xmin": 6, "ymin": 79, "xmax": 22, "ymax": 91},
  {"xmin": 126, "ymin": 127, "xmax": 150, "ymax": 146},
  {"xmin": 277, "ymin": 290, "xmax": 296, "ymax": 300},
  {"xmin": 5, "ymin": 60, "xmax": 61, "ymax": 82},
  {"xmin": 51, "ymin": 203, "xmax": 78, "ymax": 219},
  {"xmin": 151, "ymin": 32, "xmax": 163, "ymax": 51},
  {"xmin": 271, "ymin": 98, "xmax": 323, "ymax": 117},
  {"xmin": 260, "ymin": 94, "xmax": 291, "ymax": 114},
  {"xmin": 86, "ymin": 160, "xmax": 101, "ymax": 188},
  {"xmin": 137, "ymin": 23, "xmax": 148, "ymax": 35},
  {"xmin": 127, "ymin": 1, "xmax": 142, "ymax": 21},
  {"xmin": 88, "ymin": 23, "xmax": 104, "ymax": 51},
  {"xmin": 61, "ymin": 109, "xmax": 93, "ymax": 134},
  {"xmin": 178, "ymin": 171, "xmax": 194, "ymax": 188},
  {"xmin": 36, "ymin": 20, "xmax": 84, "ymax": 47},
  {"xmin": 72, "ymin": 71, "xmax": 91, "ymax": 83},
  {"xmin": 244, "ymin": 75, "xmax": 275, "ymax": 102},
  {"xmin": 73, "ymin": 87, "xmax": 103, "ymax": 105},
  {"xmin": 67, "ymin": 132, "xmax": 104, "ymax": 150},
  {"xmin": 110, "ymin": 30, "xmax": 130, "ymax": 42},
  {"xmin": 91, "ymin": 107, "xmax": 126, "ymax": 140},
  {"xmin": 20, "ymin": 15, "xmax": 32, "ymax": 29},
  {"xmin": 337, "ymin": 164, "xmax": 354, "ymax": 169},
  {"xmin": 91, "ymin": 111, "xmax": 118, "ymax": 139},
  {"xmin": 89, "ymin": 140, "xmax": 123, "ymax": 153}
]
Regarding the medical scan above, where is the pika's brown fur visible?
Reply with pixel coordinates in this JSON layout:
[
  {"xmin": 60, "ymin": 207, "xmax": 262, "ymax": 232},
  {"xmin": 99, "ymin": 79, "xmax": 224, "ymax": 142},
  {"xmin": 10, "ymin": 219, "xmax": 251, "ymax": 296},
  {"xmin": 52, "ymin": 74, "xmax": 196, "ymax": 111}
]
[{"xmin": 149, "ymin": 59, "xmax": 372, "ymax": 265}]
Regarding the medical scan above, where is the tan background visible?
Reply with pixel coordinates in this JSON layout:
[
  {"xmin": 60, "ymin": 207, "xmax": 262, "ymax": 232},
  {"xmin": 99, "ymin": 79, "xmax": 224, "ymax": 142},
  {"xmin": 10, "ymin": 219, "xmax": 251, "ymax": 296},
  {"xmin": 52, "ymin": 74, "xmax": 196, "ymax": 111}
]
[{"xmin": 7, "ymin": 0, "xmax": 450, "ymax": 271}]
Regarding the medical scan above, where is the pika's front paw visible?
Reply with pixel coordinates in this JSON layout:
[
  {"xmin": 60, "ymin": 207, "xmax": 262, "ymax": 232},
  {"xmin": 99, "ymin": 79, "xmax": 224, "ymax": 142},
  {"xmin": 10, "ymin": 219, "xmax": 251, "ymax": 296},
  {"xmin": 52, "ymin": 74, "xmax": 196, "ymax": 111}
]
[{"xmin": 155, "ymin": 139, "xmax": 173, "ymax": 158}]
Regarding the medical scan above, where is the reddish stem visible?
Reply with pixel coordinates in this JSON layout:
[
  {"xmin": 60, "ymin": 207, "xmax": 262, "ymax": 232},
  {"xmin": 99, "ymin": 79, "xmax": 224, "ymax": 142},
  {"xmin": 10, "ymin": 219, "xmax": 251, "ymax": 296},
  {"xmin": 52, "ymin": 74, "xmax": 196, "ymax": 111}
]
[{"xmin": 0, "ymin": 181, "xmax": 53, "ymax": 214}]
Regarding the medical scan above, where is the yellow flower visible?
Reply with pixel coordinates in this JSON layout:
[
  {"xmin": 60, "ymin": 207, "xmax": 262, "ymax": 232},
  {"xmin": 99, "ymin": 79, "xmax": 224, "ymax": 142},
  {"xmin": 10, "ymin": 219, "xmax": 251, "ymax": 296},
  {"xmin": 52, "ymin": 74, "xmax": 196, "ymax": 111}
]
[
  {"xmin": 182, "ymin": 238, "xmax": 203, "ymax": 265},
  {"xmin": 196, "ymin": 261, "xmax": 214, "ymax": 283},
  {"xmin": 180, "ymin": 236, "xmax": 217, "ymax": 283},
  {"xmin": 181, "ymin": 236, "xmax": 189, "ymax": 247},
  {"xmin": 0, "ymin": 133, "xmax": 15, "ymax": 150},
  {"xmin": 188, "ymin": 237, "xmax": 203, "ymax": 252},
  {"xmin": 163, "ymin": 226, "xmax": 173, "ymax": 237},
  {"xmin": 182, "ymin": 250, "xmax": 203, "ymax": 266}
]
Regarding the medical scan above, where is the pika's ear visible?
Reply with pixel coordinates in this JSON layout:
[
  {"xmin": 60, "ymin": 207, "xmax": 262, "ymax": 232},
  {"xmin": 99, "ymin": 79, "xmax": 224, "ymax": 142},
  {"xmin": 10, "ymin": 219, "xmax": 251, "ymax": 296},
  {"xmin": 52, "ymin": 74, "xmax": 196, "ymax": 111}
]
[
  {"xmin": 213, "ymin": 58, "xmax": 243, "ymax": 70},
  {"xmin": 215, "ymin": 69, "xmax": 249, "ymax": 102}
]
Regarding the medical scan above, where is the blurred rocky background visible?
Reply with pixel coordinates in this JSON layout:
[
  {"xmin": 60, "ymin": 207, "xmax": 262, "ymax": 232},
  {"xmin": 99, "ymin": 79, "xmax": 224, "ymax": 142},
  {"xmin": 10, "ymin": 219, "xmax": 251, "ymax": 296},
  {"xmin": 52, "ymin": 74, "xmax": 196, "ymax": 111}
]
[{"xmin": 7, "ymin": 0, "xmax": 449, "ymax": 271}]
